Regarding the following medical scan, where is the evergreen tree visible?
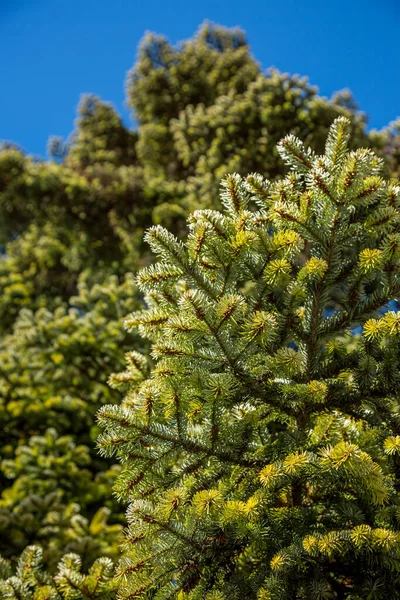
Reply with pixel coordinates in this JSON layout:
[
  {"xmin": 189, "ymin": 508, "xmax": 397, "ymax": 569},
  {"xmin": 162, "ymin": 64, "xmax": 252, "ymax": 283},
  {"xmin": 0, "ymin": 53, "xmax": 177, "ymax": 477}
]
[
  {"xmin": 128, "ymin": 23, "xmax": 397, "ymax": 226},
  {"xmin": 1, "ymin": 20, "xmax": 399, "ymax": 586},
  {"xmin": 99, "ymin": 118, "xmax": 400, "ymax": 599}
]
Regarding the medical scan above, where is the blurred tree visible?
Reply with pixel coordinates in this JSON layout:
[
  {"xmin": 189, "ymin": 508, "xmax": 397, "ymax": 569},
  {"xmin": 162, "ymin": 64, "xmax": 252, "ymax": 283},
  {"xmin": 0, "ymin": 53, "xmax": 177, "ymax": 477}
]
[
  {"xmin": 0, "ymin": 275, "xmax": 141, "ymax": 569},
  {"xmin": 381, "ymin": 118, "xmax": 400, "ymax": 179},
  {"xmin": 128, "ymin": 23, "xmax": 397, "ymax": 228},
  {"xmin": 66, "ymin": 95, "xmax": 138, "ymax": 168}
]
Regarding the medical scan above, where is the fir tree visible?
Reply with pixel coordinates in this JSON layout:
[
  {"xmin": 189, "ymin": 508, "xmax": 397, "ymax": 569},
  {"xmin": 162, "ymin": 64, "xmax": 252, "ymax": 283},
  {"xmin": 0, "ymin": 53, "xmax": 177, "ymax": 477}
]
[{"xmin": 99, "ymin": 118, "xmax": 400, "ymax": 599}]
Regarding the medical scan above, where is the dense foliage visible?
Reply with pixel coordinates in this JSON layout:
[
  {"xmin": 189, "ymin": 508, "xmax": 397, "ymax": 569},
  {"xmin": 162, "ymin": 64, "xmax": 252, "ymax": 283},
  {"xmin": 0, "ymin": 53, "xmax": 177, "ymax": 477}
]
[
  {"xmin": 0, "ymin": 21, "xmax": 399, "ymax": 598},
  {"xmin": 99, "ymin": 117, "xmax": 400, "ymax": 599},
  {"xmin": 0, "ymin": 546, "xmax": 117, "ymax": 599}
]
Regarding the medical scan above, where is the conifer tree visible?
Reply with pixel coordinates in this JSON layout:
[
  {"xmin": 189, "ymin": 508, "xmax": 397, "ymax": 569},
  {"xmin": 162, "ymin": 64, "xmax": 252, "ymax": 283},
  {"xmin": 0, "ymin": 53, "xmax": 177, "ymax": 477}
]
[
  {"xmin": 1, "ymin": 20, "xmax": 400, "ymax": 585},
  {"xmin": 128, "ymin": 23, "xmax": 397, "ymax": 224},
  {"xmin": 99, "ymin": 118, "xmax": 400, "ymax": 599}
]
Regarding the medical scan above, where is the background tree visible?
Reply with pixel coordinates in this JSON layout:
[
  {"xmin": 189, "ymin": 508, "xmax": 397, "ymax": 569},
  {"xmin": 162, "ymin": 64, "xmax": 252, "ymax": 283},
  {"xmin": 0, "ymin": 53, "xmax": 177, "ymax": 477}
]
[
  {"xmin": 0, "ymin": 275, "xmax": 143, "ymax": 569},
  {"xmin": 128, "ymin": 23, "xmax": 396, "ymax": 228}
]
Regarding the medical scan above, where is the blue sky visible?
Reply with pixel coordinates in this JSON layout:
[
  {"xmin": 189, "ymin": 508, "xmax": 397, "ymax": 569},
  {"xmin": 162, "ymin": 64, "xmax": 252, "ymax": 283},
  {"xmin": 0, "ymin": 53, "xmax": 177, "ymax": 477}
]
[{"xmin": 1, "ymin": 0, "xmax": 399, "ymax": 157}]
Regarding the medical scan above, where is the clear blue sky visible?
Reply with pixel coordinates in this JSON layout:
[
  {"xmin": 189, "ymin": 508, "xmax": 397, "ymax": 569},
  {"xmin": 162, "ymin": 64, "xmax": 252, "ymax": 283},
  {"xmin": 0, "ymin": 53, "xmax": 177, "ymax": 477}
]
[{"xmin": 1, "ymin": 0, "xmax": 399, "ymax": 158}]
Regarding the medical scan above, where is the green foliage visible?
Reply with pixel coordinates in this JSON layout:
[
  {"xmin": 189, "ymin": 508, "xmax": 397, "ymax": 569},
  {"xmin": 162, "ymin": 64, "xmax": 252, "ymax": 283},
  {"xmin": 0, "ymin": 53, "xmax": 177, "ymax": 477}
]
[
  {"xmin": 0, "ymin": 19, "xmax": 399, "ymax": 595},
  {"xmin": 66, "ymin": 95, "xmax": 138, "ymax": 168},
  {"xmin": 0, "ymin": 149, "xmax": 145, "ymax": 300},
  {"xmin": 127, "ymin": 23, "xmax": 396, "ymax": 221},
  {"xmin": 380, "ymin": 118, "xmax": 400, "ymax": 179},
  {"xmin": 0, "ymin": 274, "xmax": 142, "ymax": 567},
  {"xmin": 99, "ymin": 118, "xmax": 400, "ymax": 599},
  {"xmin": 0, "ymin": 427, "xmax": 121, "ymax": 567},
  {"xmin": 0, "ymin": 545, "xmax": 117, "ymax": 598},
  {"xmin": 0, "ymin": 274, "xmax": 139, "ymax": 447},
  {"xmin": 128, "ymin": 22, "xmax": 259, "ymax": 124}
]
